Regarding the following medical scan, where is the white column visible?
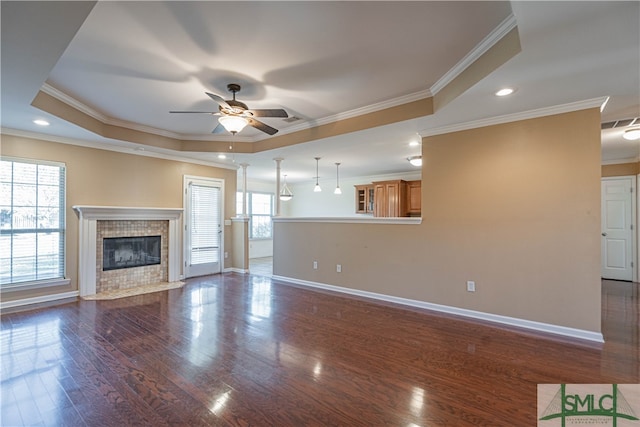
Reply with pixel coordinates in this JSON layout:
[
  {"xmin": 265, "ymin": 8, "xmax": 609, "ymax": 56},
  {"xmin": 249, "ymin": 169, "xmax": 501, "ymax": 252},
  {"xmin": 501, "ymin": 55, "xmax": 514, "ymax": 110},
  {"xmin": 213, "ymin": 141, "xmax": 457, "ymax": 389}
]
[
  {"xmin": 273, "ymin": 157, "xmax": 283, "ymax": 217},
  {"xmin": 239, "ymin": 163, "xmax": 249, "ymax": 218}
]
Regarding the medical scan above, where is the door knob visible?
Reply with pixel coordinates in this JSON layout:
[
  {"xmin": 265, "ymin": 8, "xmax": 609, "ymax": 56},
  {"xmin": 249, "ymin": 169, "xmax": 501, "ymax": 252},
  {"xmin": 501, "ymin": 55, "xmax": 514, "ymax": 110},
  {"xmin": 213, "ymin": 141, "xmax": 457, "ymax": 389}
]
[{"xmin": 601, "ymin": 232, "xmax": 607, "ymax": 237}]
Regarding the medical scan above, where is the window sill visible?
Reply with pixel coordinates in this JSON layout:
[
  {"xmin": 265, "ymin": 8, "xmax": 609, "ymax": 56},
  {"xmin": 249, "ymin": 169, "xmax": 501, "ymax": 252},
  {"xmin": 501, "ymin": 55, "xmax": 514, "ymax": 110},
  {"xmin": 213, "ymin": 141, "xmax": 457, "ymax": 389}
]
[{"xmin": 1, "ymin": 278, "xmax": 71, "ymax": 293}]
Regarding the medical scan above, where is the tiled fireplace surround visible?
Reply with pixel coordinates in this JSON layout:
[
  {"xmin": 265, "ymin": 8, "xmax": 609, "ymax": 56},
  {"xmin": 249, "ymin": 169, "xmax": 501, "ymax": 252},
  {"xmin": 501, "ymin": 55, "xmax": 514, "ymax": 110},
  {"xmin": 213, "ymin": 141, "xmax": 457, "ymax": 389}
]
[{"xmin": 73, "ymin": 206, "xmax": 183, "ymax": 297}]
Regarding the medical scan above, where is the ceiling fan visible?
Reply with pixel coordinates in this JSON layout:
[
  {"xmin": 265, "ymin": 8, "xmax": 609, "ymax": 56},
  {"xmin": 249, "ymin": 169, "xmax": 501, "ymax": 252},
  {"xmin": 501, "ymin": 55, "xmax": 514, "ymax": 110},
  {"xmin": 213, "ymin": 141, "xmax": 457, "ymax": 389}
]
[{"xmin": 170, "ymin": 83, "xmax": 288, "ymax": 135}]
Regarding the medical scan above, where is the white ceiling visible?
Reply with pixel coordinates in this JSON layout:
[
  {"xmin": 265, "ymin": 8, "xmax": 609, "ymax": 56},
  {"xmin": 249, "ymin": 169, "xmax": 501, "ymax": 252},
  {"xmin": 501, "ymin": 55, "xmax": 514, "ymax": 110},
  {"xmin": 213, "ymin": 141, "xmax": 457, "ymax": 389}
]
[{"xmin": 1, "ymin": 1, "xmax": 639, "ymax": 185}]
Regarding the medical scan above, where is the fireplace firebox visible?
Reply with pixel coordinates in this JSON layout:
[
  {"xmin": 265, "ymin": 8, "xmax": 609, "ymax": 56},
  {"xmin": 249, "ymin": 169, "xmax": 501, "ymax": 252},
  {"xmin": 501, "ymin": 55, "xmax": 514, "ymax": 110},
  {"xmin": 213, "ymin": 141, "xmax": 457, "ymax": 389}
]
[{"xmin": 103, "ymin": 235, "xmax": 161, "ymax": 271}]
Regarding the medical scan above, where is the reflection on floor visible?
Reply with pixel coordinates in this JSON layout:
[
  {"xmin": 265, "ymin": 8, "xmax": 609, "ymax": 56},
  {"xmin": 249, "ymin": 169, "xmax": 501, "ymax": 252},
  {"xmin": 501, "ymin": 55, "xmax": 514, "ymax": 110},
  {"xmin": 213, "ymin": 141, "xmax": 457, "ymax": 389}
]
[{"xmin": 249, "ymin": 256, "xmax": 272, "ymax": 277}]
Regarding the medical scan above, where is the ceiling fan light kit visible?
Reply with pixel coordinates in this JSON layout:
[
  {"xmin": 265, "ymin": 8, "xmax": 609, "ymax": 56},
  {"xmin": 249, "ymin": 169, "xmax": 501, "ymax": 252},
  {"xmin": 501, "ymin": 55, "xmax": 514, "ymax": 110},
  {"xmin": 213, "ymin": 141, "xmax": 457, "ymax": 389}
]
[
  {"xmin": 218, "ymin": 115, "xmax": 248, "ymax": 135},
  {"xmin": 170, "ymin": 83, "xmax": 288, "ymax": 135}
]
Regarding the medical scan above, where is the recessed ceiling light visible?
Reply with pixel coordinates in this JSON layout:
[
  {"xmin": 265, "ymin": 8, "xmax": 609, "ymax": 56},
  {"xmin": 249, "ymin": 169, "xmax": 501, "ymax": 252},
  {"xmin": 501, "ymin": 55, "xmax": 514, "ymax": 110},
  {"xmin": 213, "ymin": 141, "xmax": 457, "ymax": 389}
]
[
  {"xmin": 495, "ymin": 88, "xmax": 514, "ymax": 97},
  {"xmin": 218, "ymin": 154, "xmax": 227, "ymax": 159},
  {"xmin": 33, "ymin": 119, "xmax": 50, "ymax": 126},
  {"xmin": 623, "ymin": 128, "xmax": 640, "ymax": 141}
]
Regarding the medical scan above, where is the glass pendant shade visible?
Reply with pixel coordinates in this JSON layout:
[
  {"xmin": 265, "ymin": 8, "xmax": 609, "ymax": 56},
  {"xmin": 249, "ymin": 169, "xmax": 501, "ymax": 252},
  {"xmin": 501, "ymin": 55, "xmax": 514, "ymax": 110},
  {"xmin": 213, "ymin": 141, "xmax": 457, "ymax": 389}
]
[
  {"xmin": 218, "ymin": 115, "xmax": 248, "ymax": 134},
  {"xmin": 280, "ymin": 175, "xmax": 293, "ymax": 201}
]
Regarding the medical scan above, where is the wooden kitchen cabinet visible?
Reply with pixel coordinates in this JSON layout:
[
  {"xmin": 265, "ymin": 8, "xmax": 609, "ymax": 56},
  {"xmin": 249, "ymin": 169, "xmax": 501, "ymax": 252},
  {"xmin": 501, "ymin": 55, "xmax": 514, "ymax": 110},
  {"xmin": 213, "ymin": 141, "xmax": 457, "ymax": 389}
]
[
  {"xmin": 356, "ymin": 179, "xmax": 421, "ymax": 217},
  {"xmin": 372, "ymin": 180, "xmax": 408, "ymax": 217},
  {"xmin": 354, "ymin": 185, "xmax": 374, "ymax": 214},
  {"xmin": 407, "ymin": 180, "xmax": 421, "ymax": 216}
]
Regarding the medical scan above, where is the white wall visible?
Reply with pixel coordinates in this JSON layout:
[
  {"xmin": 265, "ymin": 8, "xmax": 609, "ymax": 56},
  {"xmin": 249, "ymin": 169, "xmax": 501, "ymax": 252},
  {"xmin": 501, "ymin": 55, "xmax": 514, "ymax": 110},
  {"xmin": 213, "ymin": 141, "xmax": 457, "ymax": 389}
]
[{"xmin": 282, "ymin": 172, "xmax": 421, "ymax": 217}]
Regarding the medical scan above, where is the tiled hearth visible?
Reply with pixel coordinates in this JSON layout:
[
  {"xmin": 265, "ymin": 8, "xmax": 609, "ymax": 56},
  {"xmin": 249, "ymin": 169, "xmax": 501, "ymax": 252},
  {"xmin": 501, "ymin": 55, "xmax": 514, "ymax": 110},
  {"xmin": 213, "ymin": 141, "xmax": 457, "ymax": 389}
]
[{"xmin": 73, "ymin": 206, "xmax": 183, "ymax": 297}]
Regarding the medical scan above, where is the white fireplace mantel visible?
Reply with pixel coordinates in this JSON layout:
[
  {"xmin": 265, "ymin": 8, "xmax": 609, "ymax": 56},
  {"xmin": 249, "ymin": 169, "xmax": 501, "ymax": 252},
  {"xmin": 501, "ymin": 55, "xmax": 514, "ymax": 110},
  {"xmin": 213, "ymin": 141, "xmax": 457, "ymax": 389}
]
[{"xmin": 73, "ymin": 205, "xmax": 183, "ymax": 296}]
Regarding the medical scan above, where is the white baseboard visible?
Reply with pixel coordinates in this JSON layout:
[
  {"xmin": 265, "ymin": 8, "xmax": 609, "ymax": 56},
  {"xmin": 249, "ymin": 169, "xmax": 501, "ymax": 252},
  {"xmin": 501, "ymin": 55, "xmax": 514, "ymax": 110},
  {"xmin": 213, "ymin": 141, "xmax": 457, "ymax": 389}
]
[
  {"xmin": 272, "ymin": 275, "xmax": 604, "ymax": 343},
  {"xmin": 224, "ymin": 268, "xmax": 249, "ymax": 274},
  {"xmin": 1, "ymin": 291, "xmax": 79, "ymax": 311}
]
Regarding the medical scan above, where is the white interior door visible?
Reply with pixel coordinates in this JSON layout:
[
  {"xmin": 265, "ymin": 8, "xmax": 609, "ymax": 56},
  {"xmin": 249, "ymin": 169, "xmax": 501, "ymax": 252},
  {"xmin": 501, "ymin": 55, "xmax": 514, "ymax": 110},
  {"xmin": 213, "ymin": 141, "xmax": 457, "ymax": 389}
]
[
  {"xmin": 601, "ymin": 177, "xmax": 635, "ymax": 281},
  {"xmin": 185, "ymin": 177, "xmax": 223, "ymax": 278}
]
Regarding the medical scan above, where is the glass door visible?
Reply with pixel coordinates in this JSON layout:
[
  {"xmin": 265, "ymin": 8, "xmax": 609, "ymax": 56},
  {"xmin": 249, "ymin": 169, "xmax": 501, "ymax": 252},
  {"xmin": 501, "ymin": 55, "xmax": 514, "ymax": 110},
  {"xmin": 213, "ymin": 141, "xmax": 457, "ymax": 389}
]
[{"xmin": 184, "ymin": 176, "xmax": 223, "ymax": 278}]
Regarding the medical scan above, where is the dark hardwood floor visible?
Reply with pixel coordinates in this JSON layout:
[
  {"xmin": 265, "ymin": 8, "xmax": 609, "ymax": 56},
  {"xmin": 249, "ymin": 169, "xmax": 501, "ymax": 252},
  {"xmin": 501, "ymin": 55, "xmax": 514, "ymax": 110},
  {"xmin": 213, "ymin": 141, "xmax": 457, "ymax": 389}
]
[{"xmin": 1, "ymin": 276, "xmax": 638, "ymax": 426}]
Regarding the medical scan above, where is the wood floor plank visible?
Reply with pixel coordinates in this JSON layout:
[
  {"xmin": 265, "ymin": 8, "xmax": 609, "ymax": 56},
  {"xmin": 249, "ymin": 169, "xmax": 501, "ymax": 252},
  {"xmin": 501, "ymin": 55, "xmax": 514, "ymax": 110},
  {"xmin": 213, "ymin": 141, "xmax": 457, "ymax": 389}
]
[{"xmin": 1, "ymin": 275, "xmax": 638, "ymax": 426}]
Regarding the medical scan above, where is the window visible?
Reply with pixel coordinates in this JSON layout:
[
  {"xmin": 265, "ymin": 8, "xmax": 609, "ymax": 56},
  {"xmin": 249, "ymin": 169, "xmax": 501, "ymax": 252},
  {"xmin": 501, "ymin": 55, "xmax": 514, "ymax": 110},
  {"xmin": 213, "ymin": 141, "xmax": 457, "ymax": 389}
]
[
  {"xmin": 0, "ymin": 158, "xmax": 66, "ymax": 287},
  {"xmin": 236, "ymin": 191, "xmax": 274, "ymax": 239}
]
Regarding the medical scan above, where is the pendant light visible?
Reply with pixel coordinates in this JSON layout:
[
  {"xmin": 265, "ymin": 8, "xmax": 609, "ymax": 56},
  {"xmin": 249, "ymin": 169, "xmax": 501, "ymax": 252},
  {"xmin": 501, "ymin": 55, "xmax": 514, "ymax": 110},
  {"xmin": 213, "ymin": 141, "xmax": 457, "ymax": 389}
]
[
  {"xmin": 313, "ymin": 157, "xmax": 322, "ymax": 192},
  {"xmin": 280, "ymin": 174, "xmax": 293, "ymax": 201},
  {"xmin": 334, "ymin": 162, "xmax": 342, "ymax": 195}
]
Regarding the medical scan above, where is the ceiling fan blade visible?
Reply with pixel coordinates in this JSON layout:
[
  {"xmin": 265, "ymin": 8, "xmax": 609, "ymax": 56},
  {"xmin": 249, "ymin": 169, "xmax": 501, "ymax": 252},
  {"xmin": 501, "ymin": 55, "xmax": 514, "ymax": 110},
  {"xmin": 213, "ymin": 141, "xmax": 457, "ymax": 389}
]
[
  {"xmin": 247, "ymin": 108, "xmax": 288, "ymax": 118},
  {"xmin": 247, "ymin": 117, "xmax": 278, "ymax": 135},
  {"xmin": 169, "ymin": 111, "xmax": 217, "ymax": 114},
  {"xmin": 211, "ymin": 123, "xmax": 225, "ymax": 134},
  {"xmin": 206, "ymin": 92, "xmax": 231, "ymax": 109}
]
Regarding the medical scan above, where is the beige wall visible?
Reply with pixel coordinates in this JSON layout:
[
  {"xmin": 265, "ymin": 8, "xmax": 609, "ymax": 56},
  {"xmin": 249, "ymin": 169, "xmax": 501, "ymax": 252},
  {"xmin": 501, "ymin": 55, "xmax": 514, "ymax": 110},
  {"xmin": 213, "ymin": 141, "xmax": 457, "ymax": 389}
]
[
  {"xmin": 1, "ymin": 134, "xmax": 237, "ymax": 302},
  {"xmin": 602, "ymin": 162, "xmax": 640, "ymax": 177},
  {"xmin": 274, "ymin": 108, "xmax": 602, "ymax": 332}
]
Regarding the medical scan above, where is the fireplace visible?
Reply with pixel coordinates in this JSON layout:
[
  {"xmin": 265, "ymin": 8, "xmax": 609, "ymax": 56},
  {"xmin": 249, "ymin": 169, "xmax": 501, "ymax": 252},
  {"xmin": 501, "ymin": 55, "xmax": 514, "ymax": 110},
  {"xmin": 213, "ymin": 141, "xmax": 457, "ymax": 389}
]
[
  {"xmin": 103, "ymin": 235, "xmax": 161, "ymax": 271},
  {"xmin": 73, "ymin": 206, "xmax": 183, "ymax": 297}
]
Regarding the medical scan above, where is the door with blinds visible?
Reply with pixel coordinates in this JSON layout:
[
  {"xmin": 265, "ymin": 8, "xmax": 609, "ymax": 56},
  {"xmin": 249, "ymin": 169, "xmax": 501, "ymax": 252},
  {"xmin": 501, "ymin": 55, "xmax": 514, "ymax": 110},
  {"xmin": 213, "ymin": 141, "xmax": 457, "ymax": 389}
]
[{"xmin": 184, "ymin": 176, "xmax": 223, "ymax": 278}]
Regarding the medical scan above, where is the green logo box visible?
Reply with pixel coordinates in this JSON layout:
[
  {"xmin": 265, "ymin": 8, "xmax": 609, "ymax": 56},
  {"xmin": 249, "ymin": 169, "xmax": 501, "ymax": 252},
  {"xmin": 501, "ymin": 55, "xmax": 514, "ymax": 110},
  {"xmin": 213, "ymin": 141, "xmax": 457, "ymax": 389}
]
[{"xmin": 538, "ymin": 384, "xmax": 640, "ymax": 427}]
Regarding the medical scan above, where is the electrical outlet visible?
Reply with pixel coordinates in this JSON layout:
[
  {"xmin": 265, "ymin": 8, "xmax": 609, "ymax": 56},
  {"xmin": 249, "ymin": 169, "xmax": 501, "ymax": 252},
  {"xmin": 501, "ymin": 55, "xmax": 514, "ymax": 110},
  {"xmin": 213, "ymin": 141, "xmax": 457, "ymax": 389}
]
[
  {"xmin": 336, "ymin": 264, "xmax": 342, "ymax": 273},
  {"xmin": 467, "ymin": 281, "xmax": 476, "ymax": 292},
  {"xmin": 313, "ymin": 261, "xmax": 318, "ymax": 270},
  {"xmin": 224, "ymin": 252, "xmax": 228, "ymax": 259}
]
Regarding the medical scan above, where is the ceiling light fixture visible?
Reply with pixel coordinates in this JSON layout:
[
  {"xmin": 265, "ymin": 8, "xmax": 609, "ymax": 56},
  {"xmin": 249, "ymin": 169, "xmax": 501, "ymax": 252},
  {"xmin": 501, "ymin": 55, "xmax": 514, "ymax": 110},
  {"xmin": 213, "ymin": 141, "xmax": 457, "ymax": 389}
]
[
  {"xmin": 334, "ymin": 163, "xmax": 342, "ymax": 195},
  {"xmin": 313, "ymin": 157, "xmax": 322, "ymax": 192},
  {"xmin": 495, "ymin": 88, "xmax": 514, "ymax": 97},
  {"xmin": 33, "ymin": 119, "xmax": 50, "ymax": 126},
  {"xmin": 280, "ymin": 174, "xmax": 293, "ymax": 201},
  {"xmin": 218, "ymin": 115, "xmax": 248, "ymax": 135},
  {"xmin": 217, "ymin": 154, "xmax": 227, "ymax": 159},
  {"xmin": 408, "ymin": 155, "xmax": 422, "ymax": 167},
  {"xmin": 623, "ymin": 128, "xmax": 640, "ymax": 141}
]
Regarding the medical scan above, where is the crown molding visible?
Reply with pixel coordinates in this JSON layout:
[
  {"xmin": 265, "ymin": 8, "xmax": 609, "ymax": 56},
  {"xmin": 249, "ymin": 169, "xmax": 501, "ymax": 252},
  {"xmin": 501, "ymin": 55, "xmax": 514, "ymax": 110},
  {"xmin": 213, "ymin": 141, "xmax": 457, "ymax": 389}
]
[
  {"xmin": 601, "ymin": 157, "xmax": 640, "ymax": 166},
  {"xmin": 0, "ymin": 127, "xmax": 239, "ymax": 170},
  {"xmin": 430, "ymin": 13, "xmax": 518, "ymax": 95},
  {"xmin": 271, "ymin": 89, "xmax": 434, "ymax": 139},
  {"xmin": 420, "ymin": 97, "xmax": 609, "ymax": 138}
]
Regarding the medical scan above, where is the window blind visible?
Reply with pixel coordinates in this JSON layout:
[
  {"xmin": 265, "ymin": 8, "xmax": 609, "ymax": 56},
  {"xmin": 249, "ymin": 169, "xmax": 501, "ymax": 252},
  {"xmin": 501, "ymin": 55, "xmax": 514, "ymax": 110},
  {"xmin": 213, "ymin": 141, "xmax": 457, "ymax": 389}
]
[
  {"xmin": 0, "ymin": 158, "xmax": 66, "ymax": 285},
  {"xmin": 189, "ymin": 183, "xmax": 221, "ymax": 265}
]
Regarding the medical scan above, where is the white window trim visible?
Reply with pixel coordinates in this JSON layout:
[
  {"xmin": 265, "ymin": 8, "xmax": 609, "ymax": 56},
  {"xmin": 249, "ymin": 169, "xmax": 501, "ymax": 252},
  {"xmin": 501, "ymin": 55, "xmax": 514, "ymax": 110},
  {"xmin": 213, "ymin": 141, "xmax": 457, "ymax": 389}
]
[{"xmin": 0, "ymin": 156, "xmax": 67, "ymax": 289}]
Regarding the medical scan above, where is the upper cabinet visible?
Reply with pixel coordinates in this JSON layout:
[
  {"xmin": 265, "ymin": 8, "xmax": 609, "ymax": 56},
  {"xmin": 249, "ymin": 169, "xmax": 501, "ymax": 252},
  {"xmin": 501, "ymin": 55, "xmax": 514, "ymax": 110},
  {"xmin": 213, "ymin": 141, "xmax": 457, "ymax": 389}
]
[
  {"xmin": 356, "ymin": 179, "xmax": 421, "ymax": 217},
  {"xmin": 406, "ymin": 180, "xmax": 421, "ymax": 215},
  {"xmin": 373, "ymin": 180, "xmax": 407, "ymax": 217},
  {"xmin": 355, "ymin": 184, "xmax": 375, "ymax": 214}
]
